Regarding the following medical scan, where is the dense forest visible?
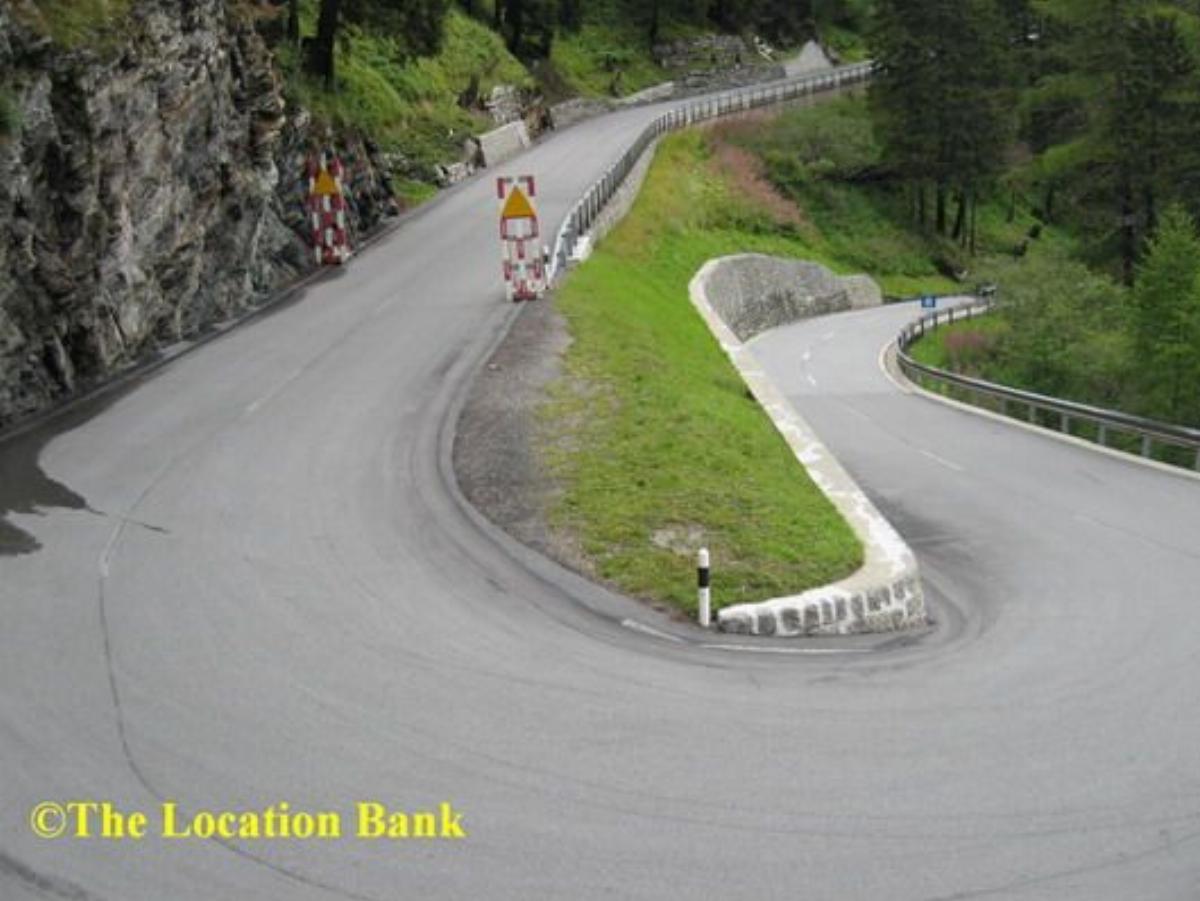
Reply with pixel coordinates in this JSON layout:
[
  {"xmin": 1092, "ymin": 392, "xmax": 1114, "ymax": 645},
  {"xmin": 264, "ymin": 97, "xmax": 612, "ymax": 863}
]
[{"xmin": 865, "ymin": 0, "xmax": 1200, "ymax": 429}]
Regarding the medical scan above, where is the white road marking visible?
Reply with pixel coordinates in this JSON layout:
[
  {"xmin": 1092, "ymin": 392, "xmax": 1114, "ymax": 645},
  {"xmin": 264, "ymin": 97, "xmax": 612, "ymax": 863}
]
[
  {"xmin": 920, "ymin": 449, "xmax": 965, "ymax": 472},
  {"xmin": 807, "ymin": 374, "xmax": 818, "ymax": 387},
  {"xmin": 620, "ymin": 619, "xmax": 685, "ymax": 643},
  {"xmin": 877, "ymin": 340, "xmax": 913, "ymax": 395},
  {"xmin": 243, "ymin": 367, "xmax": 305, "ymax": 417},
  {"xmin": 801, "ymin": 351, "xmax": 812, "ymax": 363}
]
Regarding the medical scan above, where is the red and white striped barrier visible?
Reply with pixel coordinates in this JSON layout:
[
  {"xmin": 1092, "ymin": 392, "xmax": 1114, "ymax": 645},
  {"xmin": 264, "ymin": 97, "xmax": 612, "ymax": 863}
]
[
  {"xmin": 307, "ymin": 152, "xmax": 352, "ymax": 266},
  {"xmin": 497, "ymin": 175, "xmax": 546, "ymax": 302}
]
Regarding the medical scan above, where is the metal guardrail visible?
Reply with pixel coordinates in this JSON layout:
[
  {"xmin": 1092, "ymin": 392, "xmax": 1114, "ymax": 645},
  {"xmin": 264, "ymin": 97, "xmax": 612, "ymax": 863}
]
[
  {"xmin": 548, "ymin": 61, "xmax": 875, "ymax": 280},
  {"xmin": 896, "ymin": 299, "xmax": 1200, "ymax": 472}
]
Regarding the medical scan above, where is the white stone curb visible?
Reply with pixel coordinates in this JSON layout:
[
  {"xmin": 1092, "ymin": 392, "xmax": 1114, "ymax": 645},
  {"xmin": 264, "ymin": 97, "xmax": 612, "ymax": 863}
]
[{"xmin": 688, "ymin": 257, "xmax": 927, "ymax": 637}]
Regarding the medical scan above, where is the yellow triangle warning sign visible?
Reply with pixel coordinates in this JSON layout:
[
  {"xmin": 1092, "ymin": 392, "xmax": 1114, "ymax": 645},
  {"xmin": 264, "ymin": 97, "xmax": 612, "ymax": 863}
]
[
  {"xmin": 314, "ymin": 169, "xmax": 339, "ymax": 196},
  {"xmin": 501, "ymin": 186, "xmax": 535, "ymax": 220}
]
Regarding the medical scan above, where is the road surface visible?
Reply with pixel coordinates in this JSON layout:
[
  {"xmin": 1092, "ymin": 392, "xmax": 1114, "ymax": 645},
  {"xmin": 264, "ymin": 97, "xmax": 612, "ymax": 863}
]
[{"xmin": 2, "ymin": 98, "xmax": 1200, "ymax": 899}]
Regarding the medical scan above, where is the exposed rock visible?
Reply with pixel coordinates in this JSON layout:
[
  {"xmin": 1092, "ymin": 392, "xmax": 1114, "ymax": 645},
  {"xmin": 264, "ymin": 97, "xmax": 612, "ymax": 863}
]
[
  {"xmin": 485, "ymin": 84, "xmax": 524, "ymax": 125},
  {"xmin": 0, "ymin": 0, "xmax": 396, "ymax": 428},
  {"xmin": 699, "ymin": 254, "xmax": 882, "ymax": 343},
  {"xmin": 650, "ymin": 35, "xmax": 785, "ymax": 99},
  {"xmin": 548, "ymin": 97, "xmax": 615, "ymax": 131}
]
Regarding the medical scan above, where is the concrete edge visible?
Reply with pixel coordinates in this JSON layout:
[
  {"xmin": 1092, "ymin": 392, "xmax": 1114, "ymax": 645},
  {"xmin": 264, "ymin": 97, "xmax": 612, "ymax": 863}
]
[
  {"xmin": 689, "ymin": 257, "xmax": 927, "ymax": 637},
  {"xmin": 882, "ymin": 334, "xmax": 1200, "ymax": 486}
]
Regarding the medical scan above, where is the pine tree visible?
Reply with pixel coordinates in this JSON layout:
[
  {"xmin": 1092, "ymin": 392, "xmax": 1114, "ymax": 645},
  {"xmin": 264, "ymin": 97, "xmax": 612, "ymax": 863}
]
[
  {"xmin": 1032, "ymin": 1, "xmax": 1199, "ymax": 282},
  {"xmin": 1132, "ymin": 205, "xmax": 1200, "ymax": 425},
  {"xmin": 869, "ymin": 0, "xmax": 1016, "ymax": 247}
]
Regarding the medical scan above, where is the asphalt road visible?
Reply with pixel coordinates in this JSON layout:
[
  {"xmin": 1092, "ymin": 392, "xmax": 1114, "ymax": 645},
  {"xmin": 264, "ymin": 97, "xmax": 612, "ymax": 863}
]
[{"xmin": 3, "ymin": 96, "xmax": 1200, "ymax": 899}]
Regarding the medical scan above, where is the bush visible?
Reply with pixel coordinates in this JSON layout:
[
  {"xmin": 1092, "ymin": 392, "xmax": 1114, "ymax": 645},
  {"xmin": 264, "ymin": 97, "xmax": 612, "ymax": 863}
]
[
  {"xmin": 743, "ymin": 99, "xmax": 882, "ymax": 188},
  {"xmin": 985, "ymin": 255, "xmax": 1132, "ymax": 404}
]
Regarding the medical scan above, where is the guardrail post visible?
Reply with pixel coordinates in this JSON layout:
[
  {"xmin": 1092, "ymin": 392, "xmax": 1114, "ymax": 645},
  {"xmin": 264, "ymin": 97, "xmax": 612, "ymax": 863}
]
[
  {"xmin": 697, "ymin": 548, "xmax": 712, "ymax": 628},
  {"xmin": 1141, "ymin": 435, "xmax": 1153, "ymax": 458}
]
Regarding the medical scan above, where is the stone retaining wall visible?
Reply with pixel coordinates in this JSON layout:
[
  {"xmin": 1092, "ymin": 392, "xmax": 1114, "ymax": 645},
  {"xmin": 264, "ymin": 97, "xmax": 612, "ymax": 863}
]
[
  {"xmin": 477, "ymin": 120, "xmax": 532, "ymax": 168},
  {"xmin": 688, "ymin": 256, "xmax": 927, "ymax": 637}
]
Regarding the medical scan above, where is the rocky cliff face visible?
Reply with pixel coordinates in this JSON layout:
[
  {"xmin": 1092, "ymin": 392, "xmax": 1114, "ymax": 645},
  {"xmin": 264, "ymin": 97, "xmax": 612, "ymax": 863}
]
[{"xmin": 0, "ymin": 0, "xmax": 396, "ymax": 429}]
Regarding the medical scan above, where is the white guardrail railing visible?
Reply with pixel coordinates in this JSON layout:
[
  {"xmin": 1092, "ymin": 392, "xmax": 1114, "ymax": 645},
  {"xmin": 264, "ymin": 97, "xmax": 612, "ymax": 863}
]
[
  {"xmin": 547, "ymin": 61, "xmax": 875, "ymax": 280},
  {"xmin": 896, "ymin": 298, "xmax": 1200, "ymax": 472}
]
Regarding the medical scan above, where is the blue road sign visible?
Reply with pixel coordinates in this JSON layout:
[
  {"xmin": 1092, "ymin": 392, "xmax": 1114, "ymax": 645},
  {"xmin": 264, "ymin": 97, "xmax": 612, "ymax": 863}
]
[{"xmin": 920, "ymin": 295, "xmax": 938, "ymax": 309}]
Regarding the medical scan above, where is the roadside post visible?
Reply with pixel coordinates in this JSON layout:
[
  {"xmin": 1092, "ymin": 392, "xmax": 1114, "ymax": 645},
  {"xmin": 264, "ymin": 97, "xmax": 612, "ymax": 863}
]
[
  {"xmin": 497, "ymin": 176, "xmax": 547, "ymax": 302},
  {"xmin": 698, "ymin": 548, "xmax": 711, "ymax": 628}
]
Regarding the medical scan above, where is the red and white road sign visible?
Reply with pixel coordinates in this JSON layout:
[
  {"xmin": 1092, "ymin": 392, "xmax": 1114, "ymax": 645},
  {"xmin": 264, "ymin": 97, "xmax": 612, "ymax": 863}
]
[
  {"xmin": 307, "ymin": 152, "xmax": 352, "ymax": 266},
  {"xmin": 497, "ymin": 175, "xmax": 546, "ymax": 302}
]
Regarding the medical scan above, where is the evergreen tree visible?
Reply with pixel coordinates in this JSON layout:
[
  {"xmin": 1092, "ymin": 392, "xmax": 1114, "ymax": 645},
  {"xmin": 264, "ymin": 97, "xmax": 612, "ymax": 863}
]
[
  {"xmin": 869, "ymin": 0, "xmax": 1016, "ymax": 248},
  {"xmin": 1031, "ymin": 1, "xmax": 1199, "ymax": 282},
  {"xmin": 1132, "ymin": 205, "xmax": 1200, "ymax": 425}
]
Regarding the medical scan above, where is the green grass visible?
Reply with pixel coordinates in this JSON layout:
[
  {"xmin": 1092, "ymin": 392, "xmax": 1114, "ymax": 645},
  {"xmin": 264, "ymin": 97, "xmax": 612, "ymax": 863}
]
[
  {"xmin": 283, "ymin": 8, "xmax": 533, "ymax": 172},
  {"xmin": 14, "ymin": 0, "xmax": 131, "ymax": 49},
  {"xmin": 392, "ymin": 178, "xmax": 440, "ymax": 208},
  {"xmin": 548, "ymin": 22, "xmax": 679, "ymax": 99},
  {"xmin": 540, "ymin": 132, "xmax": 864, "ymax": 614}
]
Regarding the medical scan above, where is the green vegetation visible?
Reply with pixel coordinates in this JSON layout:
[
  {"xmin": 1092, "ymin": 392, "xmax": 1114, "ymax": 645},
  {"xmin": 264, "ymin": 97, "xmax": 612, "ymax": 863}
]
[
  {"xmin": 839, "ymin": 1, "xmax": 1200, "ymax": 435},
  {"xmin": 816, "ymin": 0, "xmax": 872, "ymax": 61},
  {"xmin": 13, "ymin": 0, "xmax": 131, "ymax": 49},
  {"xmin": 869, "ymin": 0, "xmax": 1016, "ymax": 251},
  {"xmin": 713, "ymin": 97, "xmax": 1072, "ymax": 297},
  {"xmin": 540, "ymin": 130, "xmax": 871, "ymax": 614},
  {"xmin": 280, "ymin": 7, "xmax": 531, "ymax": 172},
  {"xmin": 909, "ymin": 209, "xmax": 1200, "ymax": 432},
  {"xmin": 547, "ymin": 21, "xmax": 675, "ymax": 98}
]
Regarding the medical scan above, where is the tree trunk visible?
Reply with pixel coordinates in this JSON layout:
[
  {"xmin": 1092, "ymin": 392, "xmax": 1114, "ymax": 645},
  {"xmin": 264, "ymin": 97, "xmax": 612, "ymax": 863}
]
[
  {"xmin": 936, "ymin": 181, "xmax": 948, "ymax": 235},
  {"xmin": 493, "ymin": 0, "xmax": 503, "ymax": 31},
  {"xmin": 1119, "ymin": 173, "xmax": 1137, "ymax": 286},
  {"xmin": 287, "ymin": 0, "xmax": 299, "ymax": 42},
  {"xmin": 1007, "ymin": 187, "xmax": 1016, "ymax": 224},
  {"xmin": 1143, "ymin": 183, "xmax": 1157, "ymax": 239},
  {"xmin": 917, "ymin": 182, "xmax": 927, "ymax": 228},
  {"xmin": 506, "ymin": 0, "xmax": 524, "ymax": 55},
  {"xmin": 951, "ymin": 190, "xmax": 967, "ymax": 244},
  {"xmin": 309, "ymin": 0, "xmax": 340, "ymax": 90},
  {"xmin": 969, "ymin": 190, "xmax": 979, "ymax": 255}
]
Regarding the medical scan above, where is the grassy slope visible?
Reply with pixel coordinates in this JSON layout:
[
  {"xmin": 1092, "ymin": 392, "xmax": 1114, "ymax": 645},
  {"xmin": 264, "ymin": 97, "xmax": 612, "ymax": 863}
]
[
  {"xmin": 549, "ymin": 22, "xmax": 670, "ymax": 99},
  {"xmin": 282, "ymin": 7, "xmax": 533, "ymax": 178},
  {"xmin": 541, "ymin": 131, "xmax": 865, "ymax": 615},
  {"xmin": 719, "ymin": 98, "xmax": 1077, "ymax": 298},
  {"xmin": 539, "ymin": 97, "xmax": 1090, "ymax": 615},
  {"xmin": 12, "ymin": 0, "xmax": 132, "ymax": 49}
]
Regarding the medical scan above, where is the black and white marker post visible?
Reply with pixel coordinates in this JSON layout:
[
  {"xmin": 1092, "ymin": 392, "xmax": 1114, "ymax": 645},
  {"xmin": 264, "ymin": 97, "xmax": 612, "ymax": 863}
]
[{"xmin": 698, "ymin": 548, "xmax": 711, "ymax": 628}]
